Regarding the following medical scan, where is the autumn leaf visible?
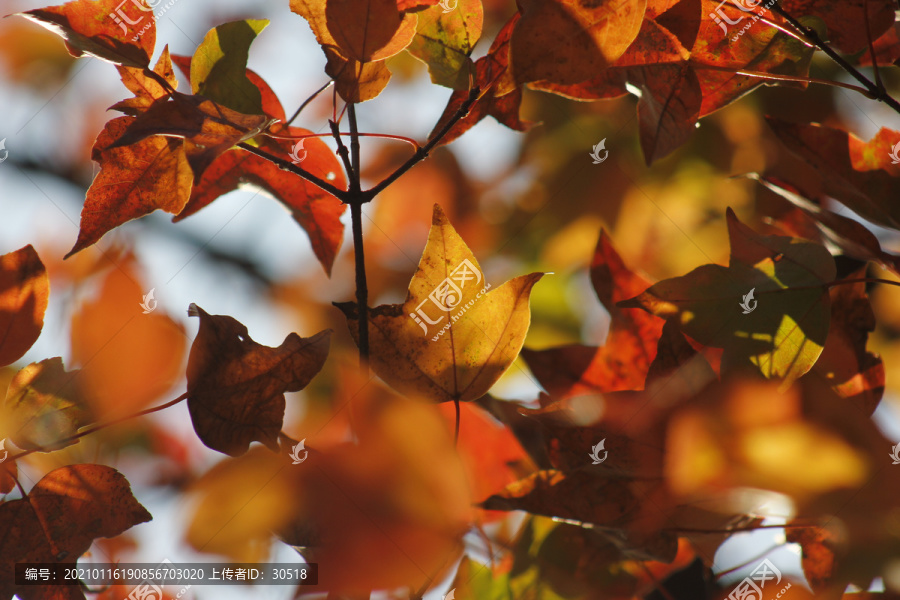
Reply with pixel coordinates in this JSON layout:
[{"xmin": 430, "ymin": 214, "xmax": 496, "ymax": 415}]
[
  {"xmin": 522, "ymin": 230, "xmax": 664, "ymax": 398},
  {"xmin": 407, "ymin": 0, "xmax": 483, "ymax": 89},
  {"xmin": 621, "ymin": 208, "xmax": 835, "ymax": 388},
  {"xmin": 781, "ymin": 0, "xmax": 896, "ymax": 54},
  {"xmin": 1, "ymin": 357, "xmax": 91, "ymax": 451},
  {"xmin": 0, "ymin": 461, "xmax": 15, "ymax": 496},
  {"xmin": 430, "ymin": 14, "xmax": 533, "ymax": 146},
  {"xmin": 66, "ymin": 116, "xmax": 192, "ymax": 257},
  {"xmin": 510, "ymin": 0, "xmax": 647, "ymax": 86},
  {"xmin": 186, "ymin": 304, "xmax": 331, "ymax": 456},
  {"xmin": 766, "ymin": 119, "xmax": 900, "ymax": 231},
  {"xmin": 17, "ymin": 0, "xmax": 155, "ymax": 68},
  {"xmin": 290, "ymin": 0, "xmax": 399, "ymax": 102},
  {"xmin": 0, "ymin": 245, "xmax": 48, "ymax": 367},
  {"xmin": 325, "ymin": 0, "xmax": 418, "ymax": 62},
  {"xmin": 110, "ymin": 45, "xmax": 177, "ymax": 116},
  {"xmin": 0, "ymin": 464, "xmax": 151, "ymax": 600},
  {"xmin": 70, "ymin": 257, "xmax": 186, "ymax": 419},
  {"xmin": 189, "ymin": 19, "xmax": 269, "ymax": 115},
  {"xmin": 108, "ymin": 91, "xmax": 274, "ymax": 179},
  {"xmin": 337, "ymin": 204, "xmax": 543, "ymax": 403}
]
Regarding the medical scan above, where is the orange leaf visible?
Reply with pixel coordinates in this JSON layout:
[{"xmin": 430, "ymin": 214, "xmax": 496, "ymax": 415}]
[
  {"xmin": 0, "ymin": 245, "xmax": 48, "ymax": 367},
  {"xmin": 186, "ymin": 304, "xmax": 331, "ymax": 456},
  {"xmin": 523, "ymin": 230, "xmax": 664, "ymax": 398},
  {"xmin": 67, "ymin": 116, "xmax": 192, "ymax": 257},
  {"xmin": 109, "ymin": 45, "xmax": 177, "ymax": 116},
  {"xmin": 17, "ymin": 0, "xmax": 155, "ymax": 68},
  {"xmin": 108, "ymin": 91, "xmax": 274, "ymax": 180},
  {"xmin": 0, "ymin": 464, "xmax": 151, "ymax": 600},
  {"xmin": 70, "ymin": 258, "xmax": 186, "ymax": 419},
  {"xmin": 336, "ymin": 204, "xmax": 543, "ymax": 403},
  {"xmin": 325, "ymin": 0, "xmax": 418, "ymax": 62},
  {"xmin": 510, "ymin": 0, "xmax": 647, "ymax": 86}
]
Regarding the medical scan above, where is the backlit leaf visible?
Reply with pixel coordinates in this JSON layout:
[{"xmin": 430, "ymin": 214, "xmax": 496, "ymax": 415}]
[
  {"xmin": 621, "ymin": 208, "xmax": 835, "ymax": 388},
  {"xmin": 0, "ymin": 245, "xmax": 48, "ymax": 367},
  {"xmin": 2, "ymin": 357, "xmax": 91, "ymax": 451},
  {"xmin": 17, "ymin": 0, "xmax": 155, "ymax": 68},
  {"xmin": 67, "ymin": 116, "xmax": 192, "ymax": 257},
  {"xmin": 407, "ymin": 0, "xmax": 482, "ymax": 89},
  {"xmin": 336, "ymin": 204, "xmax": 543, "ymax": 403},
  {"xmin": 186, "ymin": 304, "xmax": 331, "ymax": 456},
  {"xmin": 0, "ymin": 464, "xmax": 151, "ymax": 600},
  {"xmin": 189, "ymin": 19, "xmax": 269, "ymax": 115},
  {"xmin": 110, "ymin": 45, "xmax": 177, "ymax": 116}
]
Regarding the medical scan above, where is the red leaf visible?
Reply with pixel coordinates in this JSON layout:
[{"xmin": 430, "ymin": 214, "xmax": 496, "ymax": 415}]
[{"xmin": 174, "ymin": 127, "xmax": 346, "ymax": 274}]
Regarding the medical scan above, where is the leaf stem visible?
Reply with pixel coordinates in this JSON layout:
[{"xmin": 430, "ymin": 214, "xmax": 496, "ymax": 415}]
[
  {"xmin": 770, "ymin": 1, "xmax": 900, "ymax": 114},
  {"xmin": 285, "ymin": 80, "xmax": 334, "ymax": 126},
  {"xmin": 235, "ymin": 142, "xmax": 347, "ymax": 200},
  {"xmin": 7, "ymin": 393, "xmax": 189, "ymax": 463},
  {"xmin": 691, "ymin": 62, "xmax": 874, "ymax": 97}
]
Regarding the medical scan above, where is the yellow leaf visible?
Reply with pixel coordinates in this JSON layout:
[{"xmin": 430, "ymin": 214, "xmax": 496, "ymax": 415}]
[{"xmin": 337, "ymin": 204, "xmax": 542, "ymax": 403}]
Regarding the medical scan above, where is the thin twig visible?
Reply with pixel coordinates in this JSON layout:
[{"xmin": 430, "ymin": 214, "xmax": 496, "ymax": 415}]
[
  {"xmin": 8, "ymin": 393, "xmax": 189, "ymax": 463},
  {"xmin": 236, "ymin": 142, "xmax": 347, "ymax": 200},
  {"xmin": 285, "ymin": 80, "xmax": 334, "ymax": 126},
  {"xmin": 691, "ymin": 62, "xmax": 875, "ymax": 96},
  {"xmin": 770, "ymin": 0, "xmax": 900, "ymax": 114},
  {"xmin": 363, "ymin": 86, "xmax": 481, "ymax": 201}
]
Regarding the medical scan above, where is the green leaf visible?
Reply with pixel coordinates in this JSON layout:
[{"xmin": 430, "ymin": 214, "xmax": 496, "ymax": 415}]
[
  {"xmin": 1, "ymin": 358, "xmax": 92, "ymax": 451},
  {"xmin": 190, "ymin": 19, "xmax": 269, "ymax": 115},
  {"xmin": 620, "ymin": 208, "xmax": 835, "ymax": 389},
  {"xmin": 407, "ymin": 0, "xmax": 483, "ymax": 89}
]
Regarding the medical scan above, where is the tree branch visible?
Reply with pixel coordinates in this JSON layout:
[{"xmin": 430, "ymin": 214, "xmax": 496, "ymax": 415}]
[
  {"xmin": 347, "ymin": 104, "xmax": 369, "ymax": 368},
  {"xmin": 771, "ymin": 0, "xmax": 900, "ymax": 114},
  {"xmin": 363, "ymin": 86, "xmax": 481, "ymax": 201},
  {"xmin": 236, "ymin": 142, "xmax": 347, "ymax": 200}
]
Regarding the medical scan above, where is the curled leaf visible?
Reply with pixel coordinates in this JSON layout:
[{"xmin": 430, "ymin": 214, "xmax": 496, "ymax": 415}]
[{"xmin": 186, "ymin": 304, "xmax": 331, "ymax": 456}]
